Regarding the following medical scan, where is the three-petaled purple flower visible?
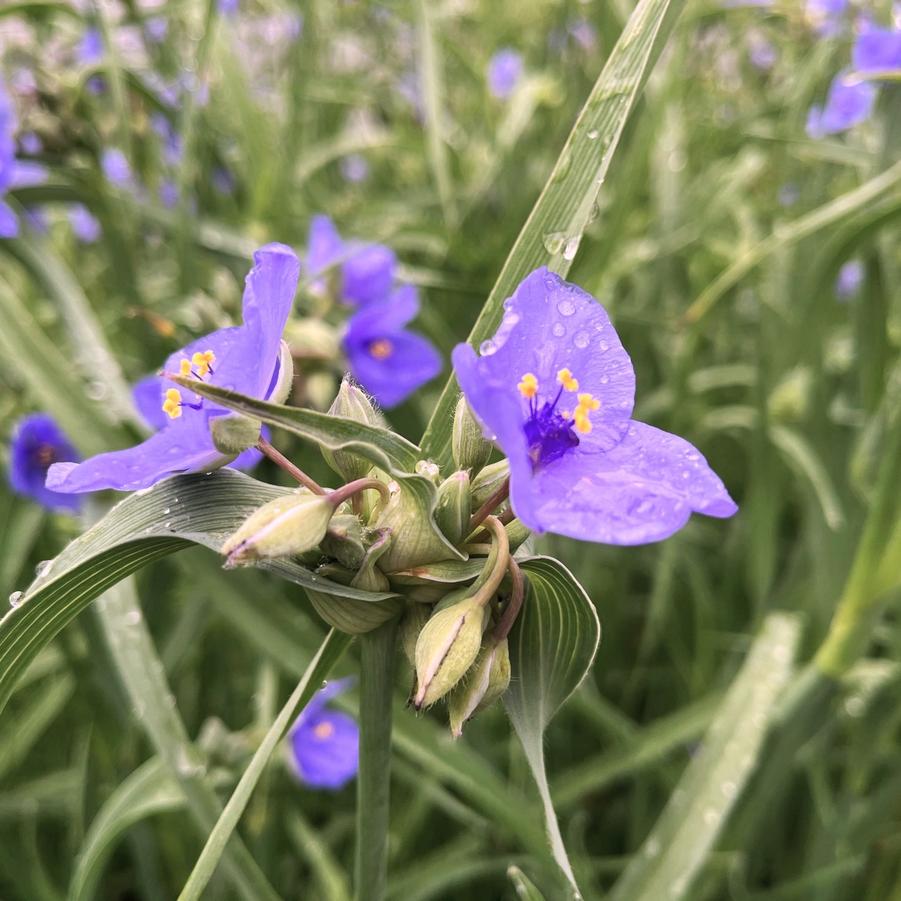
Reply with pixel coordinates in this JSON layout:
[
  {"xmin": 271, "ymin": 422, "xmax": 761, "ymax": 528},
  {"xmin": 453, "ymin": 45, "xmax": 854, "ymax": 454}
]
[
  {"xmin": 306, "ymin": 215, "xmax": 441, "ymax": 407},
  {"xmin": 7, "ymin": 414, "xmax": 82, "ymax": 514},
  {"xmin": 487, "ymin": 49, "xmax": 523, "ymax": 100},
  {"xmin": 46, "ymin": 244, "xmax": 300, "ymax": 494},
  {"xmin": 288, "ymin": 679, "xmax": 359, "ymax": 790},
  {"xmin": 452, "ymin": 268, "xmax": 737, "ymax": 545}
]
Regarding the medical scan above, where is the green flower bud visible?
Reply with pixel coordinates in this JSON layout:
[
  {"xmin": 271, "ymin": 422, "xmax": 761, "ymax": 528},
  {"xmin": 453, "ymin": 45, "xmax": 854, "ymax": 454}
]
[
  {"xmin": 399, "ymin": 602, "xmax": 431, "ymax": 667},
  {"xmin": 447, "ymin": 638, "xmax": 511, "ymax": 738},
  {"xmin": 415, "ymin": 459, "xmax": 441, "ymax": 484},
  {"xmin": 321, "ymin": 379, "xmax": 384, "ymax": 482},
  {"xmin": 221, "ymin": 491, "xmax": 335, "ymax": 568},
  {"xmin": 307, "ymin": 560, "xmax": 402, "ymax": 635},
  {"xmin": 470, "ymin": 460, "xmax": 510, "ymax": 509},
  {"xmin": 413, "ymin": 595, "xmax": 487, "ymax": 709},
  {"xmin": 505, "ymin": 518, "xmax": 532, "ymax": 553},
  {"xmin": 210, "ymin": 413, "xmax": 261, "ymax": 457},
  {"xmin": 284, "ymin": 318, "xmax": 341, "ymax": 361},
  {"xmin": 452, "ymin": 396, "xmax": 493, "ymax": 475},
  {"xmin": 434, "ymin": 471, "xmax": 471, "ymax": 545},
  {"xmin": 320, "ymin": 513, "xmax": 367, "ymax": 570}
]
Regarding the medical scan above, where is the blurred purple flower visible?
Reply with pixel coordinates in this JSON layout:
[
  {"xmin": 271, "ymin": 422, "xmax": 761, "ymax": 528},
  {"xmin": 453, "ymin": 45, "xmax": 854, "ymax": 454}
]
[
  {"xmin": 19, "ymin": 132, "xmax": 41, "ymax": 155},
  {"xmin": 151, "ymin": 113, "xmax": 182, "ymax": 166},
  {"xmin": 212, "ymin": 166, "xmax": 235, "ymax": 196},
  {"xmin": 340, "ymin": 154, "xmax": 370, "ymax": 184},
  {"xmin": 344, "ymin": 284, "xmax": 442, "ymax": 408},
  {"xmin": 69, "ymin": 204, "xmax": 101, "ymax": 243},
  {"xmin": 46, "ymin": 244, "xmax": 300, "ymax": 494},
  {"xmin": 806, "ymin": 71, "xmax": 876, "ymax": 136},
  {"xmin": 806, "ymin": 0, "xmax": 848, "ymax": 36},
  {"xmin": 79, "ymin": 27, "xmax": 103, "ymax": 64},
  {"xmin": 8, "ymin": 414, "xmax": 82, "ymax": 514},
  {"xmin": 488, "ymin": 48, "xmax": 523, "ymax": 100},
  {"xmin": 835, "ymin": 259, "xmax": 864, "ymax": 299},
  {"xmin": 568, "ymin": 19, "xmax": 597, "ymax": 51},
  {"xmin": 218, "ymin": 0, "xmax": 239, "ymax": 17},
  {"xmin": 145, "ymin": 17, "xmax": 169, "ymax": 44},
  {"xmin": 306, "ymin": 215, "xmax": 396, "ymax": 307},
  {"xmin": 159, "ymin": 178, "xmax": 179, "ymax": 208},
  {"xmin": 852, "ymin": 25, "xmax": 901, "ymax": 73},
  {"xmin": 452, "ymin": 268, "xmax": 737, "ymax": 544},
  {"xmin": 24, "ymin": 206, "xmax": 48, "ymax": 234},
  {"xmin": 748, "ymin": 32, "xmax": 778, "ymax": 70},
  {"xmin": 102, "ymin": 147, "xmax": 134, "ymax": 187},
  {"xmin": 288, "ymin": 680, "xmax": 358, "ymax": 790},
  {"xmin": 0, "ymin": 78, "xmax": 46, "ymax": 238}
]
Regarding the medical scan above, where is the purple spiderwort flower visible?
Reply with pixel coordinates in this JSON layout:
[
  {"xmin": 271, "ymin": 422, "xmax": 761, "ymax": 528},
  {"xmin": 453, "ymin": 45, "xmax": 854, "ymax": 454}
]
[
  {"xmin": 69, "ymin": 204, "xmax": 101, "ymax": 243},
  {"xmin": 806, "ymin": 0, "xmax": 848, "ymax": 36},
  {"xmin": 46, "ymin": 244, "xmax": 300, "ymax": 494},
  {"xmin": 343, "ymin": 284, "xmax": 442, "ymax": 408},
  {"xmin": 747, "ymin": 32, "xmax": 778, "ymax": 70},
  {"xmin": 806, "ymin": 70, "xmax": 876, "ymax": 136},
  {"xmin": 145, "ymin": 17, "xmax": 169, "ymax": 44},
  {"xmin": 836, "ymin": 259, "xmax": 864, "ymax": 299},
  {"xmin": 452, "ymin": 268, "xmax": 737, "ymax": 545},
  {"xmin": 8, "ymin": 414, "xmax": 82, "ymax": 514},
  {"xmin": 340, "ymin": 154, "xmax": 370, "ymax": 184},
  {"xmin": 306, "ymin": 215, "xmax": 396, "ymax": 307},
  {"xmin": 102, "ymin": 148, "xmax": 134, "ymax": 188},
  {"xmin": 487, "ymin": 49, "xmax": 523, "ymax": 100},
  {"xmin": 852, "ymin": 25, "xmax": 901, "ymax": 73},
  {"xmin": 132, "ymin": 375, "xmax": 267, "ymax": 471},
  {"xmin": 79, "ymin": 27, "xmax": 103, "ymax": 64},
  {"xmin": 288, "ymin": 679, "xmax": 358, "ymax": 790}
]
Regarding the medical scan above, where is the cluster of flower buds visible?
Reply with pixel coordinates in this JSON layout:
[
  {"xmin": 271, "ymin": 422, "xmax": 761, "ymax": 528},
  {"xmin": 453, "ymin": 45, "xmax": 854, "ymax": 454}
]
[{"xmin": 217, "ymin": 381, "xmax": 524, "ymax": 736}]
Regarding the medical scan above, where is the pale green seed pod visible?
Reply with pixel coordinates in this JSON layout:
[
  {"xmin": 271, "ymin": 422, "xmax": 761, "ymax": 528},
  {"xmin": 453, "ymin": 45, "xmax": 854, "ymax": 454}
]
[
  {"xmin": 321, "ymin": 379, "xmax": 384, "ymax": 482},
  {"xmin": 434, "ymin": 471, "xmax": 471, "ymax": 545},
  {"xmin": 448, "ymin": 637, "xmax": 511, "ymax": 738},
  {"xmin": 413, "ymin": 596, "xmax": 487, "ymax": 709},
  {"xmin": 452, "ymin": 396, "xmax": 493, "ymax": 476},
  {"xmin": 399, "ymin": 602, "xmax": 432, "ymax": 667},
  {"xmin": 221, "ymin": 491, "xmax": 335, "ymax": 568},
  {"xmin": 210, "ymin": 413, "xmax": 261, "ymax": 457},
  {"xmin": 306, "ymin": 560, "xmax": 402, "ymax": 635},
  {"xmin": 470, "ymin": 460, "xmax": 510, "ymax": 509}
]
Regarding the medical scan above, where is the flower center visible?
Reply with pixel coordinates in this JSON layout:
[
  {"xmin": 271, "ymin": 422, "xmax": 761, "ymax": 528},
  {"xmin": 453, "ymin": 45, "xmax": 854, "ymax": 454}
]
[
  {"xmin": 313, "ymin": 721, "xmax": 335, "ymax": 740},
  {"xmin": 163, "ymin": 349, "xmax": 216, "ymax": 419},
  {"xmin": 368, "ymin": 338, "xmax": 393, "ymax": 360},
  {"xmin": 518, "ymin": 368, "xmax": 600, "ymax": 468},
  {"xmin": 34, "ymin": 443, "xmax": 57, "ymax": 468}
]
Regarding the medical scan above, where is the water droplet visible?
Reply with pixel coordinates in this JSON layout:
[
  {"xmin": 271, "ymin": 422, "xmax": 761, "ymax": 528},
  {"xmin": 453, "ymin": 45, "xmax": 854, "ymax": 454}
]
[
  {"xmin": 644, "ymin": 837, "xmax": 661, "ymax": 857},
  {"xmin": 86, "ymin": 380, "xmax": 109, "ymax": 402},
  {"xmin": 125, "ymin": 610, "xmax": 143, "ymax": 626},
  {"xmin": 720, "ymin": 780, "xmax": 737, "ymax": 799},
  {"xmin": 587, "ymin": 128, "xmax": 599, "ymax": 140},
  {"xmin": 557, "ymin": 299, "xmax": 576, "ymax": 317},
  {"xmin": 562, "ymin": 234, "xmax": 581, "ymax": 261},
  {"xmin": 479, "ymin": 339, "xmax": 497, "ymax": 356},
  {"xmin": 542, "ymin": 231, "xmax": 567, "ymax": 255},
  {"xmin": 8, "ymin": 591, "xmax": 23, "ymax": 608},
  {"xmin": 702, "ymin": 807, "xmax": 720, "ymax": 826},
  {"xmin": 552, "ymin": 323, "xmax": 566, "ymax": 338},
  {"xmin": 573, "ymin": 330, "xmax": 590, "ymax": 349},
  {"xmin": 162, "ymin": 507, "xmax": 171, "ymax": 515},
  {"xmin": 34, "ymin": 559, "xmax": 52, "ymax": 579}
]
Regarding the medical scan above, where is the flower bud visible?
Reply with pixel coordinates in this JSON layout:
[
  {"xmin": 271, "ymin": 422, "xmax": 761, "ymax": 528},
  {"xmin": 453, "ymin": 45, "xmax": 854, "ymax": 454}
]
[
  {"xmin": 399, "ymin": 602, "xmax": 431, "ymax": 667},
  {"xmin": 470, "ymin": 460, "xmax": 510, "ymax": 509},
  {"xmin": 306, "ymin": 562, "xmax": 403, "ymax": 635},
  {"xmin": 321, "ymin": 379, "xmax": 384, "ymax": 482},
  {"xmin": 210, "ymin": 413, "xmax": 261, "ymax": 457},
  {"xmin": 413, "ymin": 595, "xmax": 487, "ymax": 709},
  {"xmin": 222, "ymin": 491, "xmax": 335, "ymax": 567},
  {"xmin": 452, "ymin": 396, "xmax": 493, "ymax": 475},
  {"xmin": 415, "ymin": 459, "xmax": 441, "ymax": 484},
  {"xmin": 434, "ymin": 471, "xmax": 471, "ymax": 545},
  {"xmin": 447, "ymin": 638, "xmax": 511, "ymax": 737},
  {"xmin": 505, "ymin": 518, "xmax": 531, "ymax": 553},
  {"xmin": 284, "ymin": 318, "xmax": 341, "ymax": 360},
  {"xmin": 320, "ymin": 513, "xmax": 366, "ymax": 570}
]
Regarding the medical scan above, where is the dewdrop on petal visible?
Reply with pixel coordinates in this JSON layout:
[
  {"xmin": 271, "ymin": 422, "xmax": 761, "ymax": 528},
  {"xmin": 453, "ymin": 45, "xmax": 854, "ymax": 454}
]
[{"xmin": 222, "ymin": 491, "xmax": 336, "ymax": 567}]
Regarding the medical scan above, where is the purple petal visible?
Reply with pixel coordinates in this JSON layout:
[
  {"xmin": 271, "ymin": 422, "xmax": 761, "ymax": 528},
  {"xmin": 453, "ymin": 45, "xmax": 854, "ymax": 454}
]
[
  {"xmin": 816, "ymin": 72, "xmax": 877, "ymax": 134},
  {"xmin": 307, "ymin": 214, "xmax": 344, "ymax": 282},
  {"xmin": 488, "ymin": 48, "xmax": 523, "ymax": 99},
  {"xmin": 133, "ymin": 375, "xmax": 169, "ymax": 431},
  {"xmin": 290, "ymin": 710, "xmax": 359, "ymax": 790},
  {"xmin": 69, "ymin": 204, "xmax": 102, "ymax": 243},
  {"xmin": 452, "ymin": 267, "xmax": 635, "ymax": 454},
  {"xmin": 852, "ymin": 26, "xmax": 901, "ymax": 73},
  {"xmin": 342, "ymin": 283, "xmax": 419, "ymax": 340},
  {"xmin": 46, "ymin": 426, "xmax": 225, "ymax": 493},
  {"xmin": 9, "ymin": 160, "xmax": 46, "ymax": 189},
  {"xmin": 0, "ymin": 201, "xmax": 19, "ymax": 238},
  {"xmin": 347, "ymin": 329, "xmax": 442, "ymax": 408},
  {"xmin": 342, "ymin": 243, "xmax": 396, "ymax": 307},
  {"xmin": 518, "ymin": 421, "xmax": 737, "ymax": 544},
  {"xmin": 8, "ymin": 413, "xmax": 81, "ymax": 514}
]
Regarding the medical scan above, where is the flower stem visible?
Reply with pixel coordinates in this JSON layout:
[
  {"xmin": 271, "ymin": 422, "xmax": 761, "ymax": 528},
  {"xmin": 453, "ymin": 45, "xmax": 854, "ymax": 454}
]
[
  {"xmin": 494, "ymin": 557, "xmax": 525, "ymax": 641},
  {"xmin": 329, "ymin": 478, "xmax": 391, "ymax": 515},
  {"xmin": 257, "ymin": 436, "xmax": 326, "ymax": 495},
  {"xmin": 468, "ymin": 477, "xmax": 510, "ymax": 534},
  {"xmin": 354, "ymin": 618, "xmax": 398, "ymax": 901}
]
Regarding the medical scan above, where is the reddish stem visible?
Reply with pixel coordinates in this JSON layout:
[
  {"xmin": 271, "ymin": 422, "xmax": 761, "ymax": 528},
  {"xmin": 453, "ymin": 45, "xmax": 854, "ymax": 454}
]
[
  {"xmin": 468, "ymin": 477, "xmax": 510, "ymax": 534},
  {"xmin": 257, "ymin": 436, "xmax": 326, "ymax": 495},
  {"xmin": 493, "ymin": 557, "xmax": 525, "ymax": 642}
]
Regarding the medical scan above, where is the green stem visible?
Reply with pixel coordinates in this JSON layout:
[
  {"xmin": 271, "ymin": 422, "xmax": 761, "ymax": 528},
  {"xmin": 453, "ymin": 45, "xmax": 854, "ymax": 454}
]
[{"xmin": 354, "ymin": 619, "xmax": 399, "ymax": 901}]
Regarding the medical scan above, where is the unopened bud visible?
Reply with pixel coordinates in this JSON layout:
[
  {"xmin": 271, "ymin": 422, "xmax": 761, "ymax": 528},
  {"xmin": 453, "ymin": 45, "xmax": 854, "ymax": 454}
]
[
  {"xmin": 505, "ymin": 518, "xmax": 531, "ymax": 552},
  {"xmin": 452, "ymin": 396, "xmax": 493, "ymax": 475},
  {"xmin": 306, "ymin": 562, "xmax": 402, "ymax": 634},
  {"xmin": 400, "ymin": 602, "xmax": 431, "ymax": 667},
  {"xmin": 415, "ymin": 459, "xmax": 441, "ymax": 484},
  {"xmin": 470, "ymin": 460, "xmax": 510, "ymax": 509},
  {"xmin": 321, "ymin": 379, "xmax": 384, "ymax": 482},
  {"xmin": 221, "ymin": 491, "xmax": 335, "ymax": 567},
  {"xmin": 210, "ymin": 413, "xmax": 261, "ymax": 457},
  {"xmin": 284, "ymin": 318, "xmax": 341, "ymax": 360},
  {"xmin": 413, "ymin": 595, "xmax": 487, "ymax": 709},
  {"xmin": 448, "ymin": 638, "xmax": 511, "ymax": 737},
  {"xmin": 435, "ymin": 471, "xmax": 471, "ymax": 545},
  {"xmin": 320, "ymin": 513, "xmax": 366, "ymax": 569}
]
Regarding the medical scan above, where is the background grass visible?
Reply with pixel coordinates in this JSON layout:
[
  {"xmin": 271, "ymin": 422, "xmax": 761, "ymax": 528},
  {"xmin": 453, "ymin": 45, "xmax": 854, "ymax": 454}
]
[{"xmin": 1, "ymin": 1, "xmax": 901, "ymax": 898}]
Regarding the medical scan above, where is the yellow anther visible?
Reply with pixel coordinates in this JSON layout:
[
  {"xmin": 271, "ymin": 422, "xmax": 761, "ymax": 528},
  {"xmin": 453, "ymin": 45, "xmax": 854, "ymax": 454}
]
[
  {"xmin": 191, "ymin": 349, "xmax": 216, "ymax": 377},
  {"xmin": 518, "ymin": 372, "xmax": 539, "ymax": 398},
  {"xmin": 557, "ymin": 368, "xmax": 579, "ymax": 392},
  {"xmin": 313, "ymin": 721, "xmax": 335, "ymax": 740},
  {"xmin": 162, "ymin": 388, "xmax": 183, "ymax": 420},
  {"xmin": 576, "ymin": 392, "xmax": 600, "ymax": 412},
  {"xmin": 368, "ymin": 339, "xmax": 394, "ymax": 360},
  {"xmin": 178, "ymin": 358, "xmax": 192, "ymax": 377},
  {"xmin": 574, "ymin": 413, "xmax": 592, "ymax": 434}
]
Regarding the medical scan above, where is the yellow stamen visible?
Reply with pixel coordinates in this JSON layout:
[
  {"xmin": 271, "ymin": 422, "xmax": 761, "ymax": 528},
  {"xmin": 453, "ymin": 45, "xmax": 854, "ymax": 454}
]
[
  {"xmin": 576, "ymin": 392, "xmax": 600, "ymax": 412},
  {"xmin": 179, "ymin": 358, "xmax": 192, "ymax": 377},
  {"xmin": 191, "ymin": 349, "xmax": 216, "ymax": 377},
  {"xmin": 162, "ymin": 387, "xmax": 183, "ymax": 420},
  {"xmin": 572, "ymin": 392, "xmax": 600, "ymax": 434},
  {"xmin": 517, "ymin": 372, "xmax": 539, "ymax": 398},
  {"xmin": 557, "ymin": 368, "xmax": 579, "ymax": 392},
  {"xmin": 313, "ymin": 721, "xmax": 335, "ymax": 740},
  {"xmin": 369, "ymin": 339, "xmax": 393, "ymax": 360}
]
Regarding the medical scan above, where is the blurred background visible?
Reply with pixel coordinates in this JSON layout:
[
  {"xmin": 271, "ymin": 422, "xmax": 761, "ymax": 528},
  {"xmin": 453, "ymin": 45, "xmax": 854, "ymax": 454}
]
[{"xmin": 1, "ymin": 0, "xmax": 900, "ymax": 898}]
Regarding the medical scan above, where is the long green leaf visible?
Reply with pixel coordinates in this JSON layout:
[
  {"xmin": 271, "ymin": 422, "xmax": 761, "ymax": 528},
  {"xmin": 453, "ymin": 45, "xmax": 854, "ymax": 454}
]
[
  {"xmin": 178, "ymin": 628, "xmax": 352, "ymax": 900},
  {"xmin": 504, "ymin": 557, "xmax": 602, "ymax": 897},
  {"xmin": 0, "ymin": 470, "xmax": 396, "ymax": 715},
  {"xmin": 419, "ymin": 0, "xmax": 686, "ymax": 466},
  {"xmin": 608, "ymin": 613, "xmax": 801, "ymax": 901}
]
